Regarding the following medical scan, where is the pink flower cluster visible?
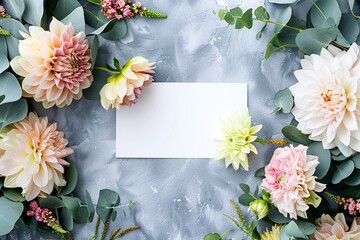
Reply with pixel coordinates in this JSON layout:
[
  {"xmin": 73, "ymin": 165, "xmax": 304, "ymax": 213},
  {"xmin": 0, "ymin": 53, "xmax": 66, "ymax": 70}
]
[
  {"xmin": 102, "ymin": 0, "xmax": 142, "ymax": 20},
  {"xmin": 0, "ymin": 5, "xmax": 9, "ymax": 18},
  {"xmin": 339, "ymin": 197, "xmax": 360, "ymax": 216},
  {"xmin": 27, "ymin": 201, "xmax": 57, "ymax": 226}
]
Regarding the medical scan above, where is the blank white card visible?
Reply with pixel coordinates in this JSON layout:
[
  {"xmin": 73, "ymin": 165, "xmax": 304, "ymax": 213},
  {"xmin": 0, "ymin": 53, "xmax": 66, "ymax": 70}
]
[{"xmin": 116, "ymin": 83, "xmax": 247, "ymax": 158}]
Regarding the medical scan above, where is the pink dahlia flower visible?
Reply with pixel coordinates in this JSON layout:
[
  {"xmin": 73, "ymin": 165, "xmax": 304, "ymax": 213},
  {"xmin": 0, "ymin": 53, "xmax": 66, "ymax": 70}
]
[
  {"xmin": 261, "ymin": 145, "xmax": 326, "ymax": 219},
  {"xmin": 311, "ymin": 213, "xmax": 360, "ymax": 240},
  {"xmin": 10, "ymin": 17, "xmax": 93, "ymax": 108},
  {"xmin": 0, "ymin": 112, "xmax": 73, "ymax": 200}
]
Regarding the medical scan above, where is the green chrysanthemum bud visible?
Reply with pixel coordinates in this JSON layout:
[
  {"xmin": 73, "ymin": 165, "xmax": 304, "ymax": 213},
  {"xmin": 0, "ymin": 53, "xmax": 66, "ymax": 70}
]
[
  {"xmin": 249, "ymin": 198, "xmax": 270, "ymax": 220},
  {"xmin": 139, "ymin": 8, "xmax": 167, "ymax": 19}
]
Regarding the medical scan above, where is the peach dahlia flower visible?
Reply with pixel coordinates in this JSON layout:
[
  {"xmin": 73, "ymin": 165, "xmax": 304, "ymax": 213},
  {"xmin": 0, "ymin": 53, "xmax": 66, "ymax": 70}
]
[
  {"xmin": 290, "ymin": 43, "xmax": 360, "ymax": 157},
  {"xmin": 10, "ymin": 17, "xmax": 93, "ymax": 109},
  {"xmin": 0, "ymin": 112, "xmax": 73, "ymax": 200},
  {"xmin": 261, "ymin": 145, "xmax": 326, "ymax": 219},
  {"xmin": 311, "ymin": 213, "xmax": 360, "ymax": 240},
  {"xmin": 100, "ymin": 56, "xmax": 154, "ymax": 110}
]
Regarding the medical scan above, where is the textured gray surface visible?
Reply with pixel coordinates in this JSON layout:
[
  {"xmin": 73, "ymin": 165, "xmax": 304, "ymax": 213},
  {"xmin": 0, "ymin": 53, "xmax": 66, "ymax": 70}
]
[{"xmin": 6, "ymin": 0, "xmax": 303, "ymax": 239}]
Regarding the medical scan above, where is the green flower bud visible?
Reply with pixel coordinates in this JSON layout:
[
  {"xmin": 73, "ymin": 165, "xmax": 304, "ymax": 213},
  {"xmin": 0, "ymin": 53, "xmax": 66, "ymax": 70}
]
[
  {"xmin": 249, "ymin": 198, "xmax": 270, "ymax": 220},
  {"xmin": 262, "ymin": 191, "xmax": 271, "ymax": 203}
]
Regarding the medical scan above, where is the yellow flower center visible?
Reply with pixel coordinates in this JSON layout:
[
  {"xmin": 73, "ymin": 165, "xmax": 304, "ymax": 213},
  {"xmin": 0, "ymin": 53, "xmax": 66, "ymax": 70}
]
[{"xmin": 320, "ymin": 86, "xmax": 345, "ymax": 112}]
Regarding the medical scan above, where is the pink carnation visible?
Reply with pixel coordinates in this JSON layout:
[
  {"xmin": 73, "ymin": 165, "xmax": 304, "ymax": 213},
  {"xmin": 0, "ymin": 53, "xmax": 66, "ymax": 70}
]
[{"xmin": 261, "ymin": 145, "xmax": 326, "ymax": 219}]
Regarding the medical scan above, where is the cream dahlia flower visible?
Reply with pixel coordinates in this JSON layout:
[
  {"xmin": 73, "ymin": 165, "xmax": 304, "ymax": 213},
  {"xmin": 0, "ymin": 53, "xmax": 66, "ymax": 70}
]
[
  {"xmin": 10, "ymin": 17, "xmax": 93, "ymax": 109},
  {"xmin": 0, "ymin": 112, "xmax": 73, "ymax": 200},
  {"xmin": 290, "ymin": 43, "xmax": 360, "ymax": 157},
  {"xmin": 100, "ymin": 56, "xmax": 154, "ymax": 110},
  {"xmin": 260, "ymin": 225, "xmax": 282, "ymax": 240},
  {"xmin": 261, "ymin": 145, "xmax": 326, "ymax": 219},
  {"xmin": 311, "ymin": 213, "xmax": 360, "ymax": 240},
  {"xmin": 214, "ymin": 109, "xmax": 262, "ymax": 171}
]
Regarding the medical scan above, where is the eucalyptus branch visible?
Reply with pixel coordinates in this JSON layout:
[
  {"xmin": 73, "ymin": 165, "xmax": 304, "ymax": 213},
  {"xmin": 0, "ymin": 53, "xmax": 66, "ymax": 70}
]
[
  {"xmin": 253, "ymin": 18, "xmax": 303, "ymax": 32},
  {"xmin": 309, "ymin": 0, "xmax": 327, "ymax": 20}
]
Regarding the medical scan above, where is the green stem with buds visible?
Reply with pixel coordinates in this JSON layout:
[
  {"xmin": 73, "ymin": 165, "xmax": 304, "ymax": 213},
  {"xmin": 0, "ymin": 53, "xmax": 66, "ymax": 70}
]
[{"xmin": 139, "ymin": 9, "xmax": 167, "ymax": 19}]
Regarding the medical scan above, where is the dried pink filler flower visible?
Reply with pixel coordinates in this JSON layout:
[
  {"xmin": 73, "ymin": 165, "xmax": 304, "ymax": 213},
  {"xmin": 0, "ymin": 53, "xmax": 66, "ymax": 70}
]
[
  {"xmin": 10, "ymin": 17, "xmax": 93, "ymax": 108},
  {"xmin": 27, "ymin": 201, "xmax": 67, "ymax": 234}
]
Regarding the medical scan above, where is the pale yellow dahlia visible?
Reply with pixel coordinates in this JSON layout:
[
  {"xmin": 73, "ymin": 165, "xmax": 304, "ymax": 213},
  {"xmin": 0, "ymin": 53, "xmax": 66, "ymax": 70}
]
[
  {"xmin": 311, "ymin": 213, "xmax": 360, "ymax": 240},
  {"xmin": 10, "ymin": 17, "xmax": 93, "ymax": 108},
  {"xmin": 260, "ymin": 225, "xmax": 282, "ymax": 240},
  {"xmin": 214, "ymin": 109, "xmax": 262, "ymax": 171},
  {"xmin": 290, "ymin": 43, "xmax": 360, "ymax": 157},
  {"xmin": 0, "ymin": 112, "xmax": 73, "ymax": 200},
  {"xmin": 100, "ymin": 56, "xmax": 154, "ymax": 110}
]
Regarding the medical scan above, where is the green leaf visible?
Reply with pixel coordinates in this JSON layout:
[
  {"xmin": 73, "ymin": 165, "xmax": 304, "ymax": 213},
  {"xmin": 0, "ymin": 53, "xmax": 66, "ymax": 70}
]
[
  {"xmin": 2, "ymin": 188, "xmax": 25, "ymax": 202},
  {"xmin": 275, "ymin": 7, "xmax": 292, "ymax": 32},
  {"xmin": 0, "ymin": 53, "xmax": 9, "ymax": 74},
  {"xmin": 344, "ymin": 170, "xmax": 360, "ymax": 186},
  {"xmin": 332, "ymin": 153, "xmax": 348, "ymax": 161},
  {"xmin": 250, "ymin": 218, "xmax": 258, "ymax": 231},
  {"xmin": 239, "ymin": 183, "xmax": 250, "ymax": 194},
  {"xmin": 90, "ymin": 35, "xmax": 99, "ymax": 70},
  {"xmin": 101, "ymin": 20, "xmax": 127, "ymax": 41},
  {"xmin": 61, "ymin": 7, "xmax": 85, "ymax": 33},
  {"xmin": 331, "ymin": 148, "xmax": 341, "ymax": 156},
  {"xmin": 5, "ymin": 35, "xmax": 19, "ymax": 60},
  {"xmin": 254, "ymin": 6, "xmax": 269, "ymax": 21},
  {"xmin": 0, "ymin": 72, "xmax": 22, "ymax": 105},
  {"xmin": 255, "ymin": 167, "xmax": 265, "ymax": 178},
  {"xmin": 265, "ymin": 32, "xmax": 280, "ymax": 59},
  {"xmin": 267, "ymin": 207, "xmax": 291, "ymax": 224},
  {"xmin": 39, "ymin": 196, "xmax": 65, "ymax": 209},
  {"xmin": 352, "ymin": 154, "xmax": 360, "ymax": 169},
  {"xmin": 0, "ymin": 18, "xmax": 28, "ymax": 39},
  {"xmin": 273, "ymin": 88, "xmax": 294, "ymax": 114},
  {"xmin": 74, "ymin": 205, "xmax": 90, "ymax": 224},
  {"xmin": 60, "ymin": 208, "xmax": 73, "ymax": 231},
  {"xmin": 224, "ymin": 12, "xmax": 235, "ymax": 25},
  {"xmin": 281, "ymin": 125, "xmax": 311, "ymax": 145},
  {"xmin": 332, "ymin": 160, "xmax": 355, "ymax": 184},
  {"xmin": 295, "ymin": 220, "xmax": 316, "ymax": 235},
  {"xmin": 238, "ymin": 194, "xmax": 253, "ymax": 206},
  {"xmin": 96, "ymin": 189, "xmax": 120, "ymax": 223},
  {"xmin": 218, "ymin": 9, "xmax": 228, "ymax": 21},
  {"xmin": 278, "ymin": 17, "xmax": 306, "ymax": 47},
  {"xmin": 284, "ymin": 221, "xmax": 308, "ymax": 239},
  {"xmin": 89, "ymin": 19, "xmax": 117, "ymax": 35},
  {"xmin": 54, "ymin": 0, "xmax": 81, "ymax": 20},
  {"xmin": 338, "ymin": 14, "xmax": 360, "ymax": 44},
  {"xmin": 268, "ymin": 0, "xmax": 297, "ymax": 3},
  {"xmin": 86, "ymin": 191, "xmax": 95, "ymax": 222},
  {"xmin": 310, "ymin": 0, "xmax": 341, "ymax": 28},
  {"xmin": 307, "ymin": 141, "xmax": 331, "ymax": 179},
  {"xmin": 0, "ymin": 36, "xmax": 7, "ymax": 57},
  {"xmin": 23, "ymin": 0, "xmax": 44, "ymax": 26},
  {"xmin": 242, "ymin": 8, "xmax": 253, "ymax": 29},
  {"xmin": 0, "ymin": 196, "xmax": 24, "ymax": 235},
  {"xmin": 84, "ymin": 9, "xmax": 101, "ymax": 28},
  {"xmin": 204, "ymin": 233, "xmax": 222, "ymax": 240},
  {"xmin": 0, "ymin": 99, "xmax": 27, "ymax": 130},
  {"xmin": 61, "ymin": 196, "xmax": 81, "ymax": 216},
  {"xmin": 58, "ymin": 163, "xmax": 78, "ymax": 196},
  {"xmin": 295, "ymin": 28, "xmax": 336, "ymax": 55},
  {"xmin": 230, "ymin": 7, "xmax": 242, "ymax": 17},
  {"xmin": 1, "ymin": 0, "xmax": 25, "ymax": 20}
]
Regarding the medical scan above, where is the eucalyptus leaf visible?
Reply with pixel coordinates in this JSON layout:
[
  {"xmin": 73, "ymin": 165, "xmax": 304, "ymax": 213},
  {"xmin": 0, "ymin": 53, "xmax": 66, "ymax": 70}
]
[
  {"xmin": 0, "ymin": 36, "xmax": 7, "ymax": 57},
  {"xmin": 83, "ymin": 69, "xmax": 109, "ymax": 100},
  {"xmin": 0, "ymin": 18, "xmax": 28, "ymax": 40},
  {"xmin": 331, "ymin": 148, "xmax": 341, "ymax": 156},
  {"xmin": 295, "ymin": 220, "xmax": 316, "ymax": 235},
  {"xmin": 204, "ymin": 233, "xmax": 222, "ymax": 240},
  {"xmin": 74, "ymin": 205, "xmax": 90, "ymax": 224},
  {"xmin": 338, "ymin": 14, "xmax": 360, "ymax": 44},
  {"xmin": 307, "ymin": 141, "xmax": 331, "ymax": 179},
  {"xmin": 267, "ymin": 207, "xmax": 291, "ymax": 224},
  {"xmin": 275, "ymin": 7, "xmax": 292, "ymax": 32},
  {"xmin": 0, "ymin": 196, "xmax": 24, "ymax": 235},
  {"xmin": 224, "ymin": 12, "xmax": 235, "ymax": 25},
  {"xmin": 2, "ymin": 188, "xmax": 25, "ymax": 202},
  {"xmin": 332, "ymin": 153, "xmax": 348, "ymax": 161},
  {"xmin": 218, "ymin": 9, "xmax": 227, "ymax": 21},
  {"xmin": 332, "ymin": 160, "xmax": 355, "ymax": 184},
  {"xmin": 239, "ymin": 183, "xmax": 250, "ymax": 194},
  {"xmin": 54, "ymin": 0, "xmax": 81, "ymax": 20},
  {"xmin": 60, "ymin": 208, "xmax": 73, "ymax": 231},
  {"xmin": 254, "ymin": 6, "xmax": 269, "ymax": 21},
  {"xmin": 0, "ymin": 99, "xmax": 28, "ymax": 130},
  {"xmin": 310, "ymin": 0, "xmax": 341, "ymax": 28},
  {"xmin": 6, "ymin": 35, "xmax": 20, "ymax": 60},
  {"xmin": 0, "ymin": 53, "xmax": 9, "ymax": 74},
  {"xmin": 39, "ymin": 196, "xmax": 65, "ymax": 209},
  {"xmin": 238, "ymin": 194, "xmax": 253, "ymax": 206},
  {"xmin": 281, "ymin": 125, "xmax": 311, "ymax": 145},
  {"xmin": 273, "ymin": 88, "xmax": 293, "ymax": 114},
  {"xmin": 96, "ymin": 189, "xmax": 120, "ymax": 223},
  {"xmin": 268, "ymin": 0, "xmax": 297, "ymax": 3},
  {"xmin": 0, "ymin": 72, "xmax": 22, "ymax": 104},
  {"xmin": 58, "ymin": 163, "xmax": 78, "ymax": 196},
  {"xmin": 352, "ymin": 154, "xmax": 360, "ymax": 169},
  {"xmin": 61, "ymin": 196, "xmax": 81, "ymax": 216},
  {"xmin": 84, "ymin": 9, "xmax": 100, "ymax": 28},
  {"xmin": 86, "ymin": 191, "xmax": 95, "ymax": 222},
  {"xmin": 255, "ymin": 167, "xmax": 265, "ymax": 178},
  {"xmin": 101, "ymin": 20, "xmax": 127, "ymax": 41},
  {"xmin": 23, "ymin": 0, "xmax": 44, "ymax": 26},
  {"xmin": 284, "ymin": 221, "xmax": 308, "ymax": 239},
  {"xmin": 295, "ymin": 28, "xmax": 336, "ymax": 55},
  {"xmin": 90, "ymin": 35, "xmax": 99, "ymax": 69},
  {"xmin": 1, "ymin": 0, "xmax": 25, "ymax": 20},
  {"xmin": 89, "ymin": 19, "xmax": 117, "ymax": 35},
  {"xmin": 278, "ymin": 17, "xmax": 306, "ymax": 47},
  {"xmin": 344, "ymin": 170, "xmax": 360, "ymax": 186},
  {"xmin": 61, "ymin": 7, "xmax": 85, "ymax": 34},
  {"xmin": 229, "ymin": 7, "xmax": 242, "ymax": 17}
]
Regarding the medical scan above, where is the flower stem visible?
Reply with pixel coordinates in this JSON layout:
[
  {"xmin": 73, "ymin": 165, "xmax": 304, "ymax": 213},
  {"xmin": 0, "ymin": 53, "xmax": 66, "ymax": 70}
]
[
  {"xmin": 86, "ymin": 0, "xmax": 102, "ymax": 6},
  {"xmin": 94, "ymin": 67, "xmax": 118, "ymax": 74},
  {"xmin": 252, "ymin": 18, "xmax": 303, "ymax": 32},
  {"xmin": 221, "ymin": 228, "xmax": 233, "ymax": 238}
]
